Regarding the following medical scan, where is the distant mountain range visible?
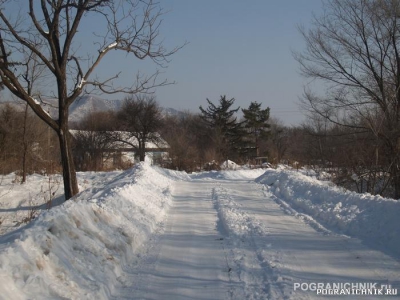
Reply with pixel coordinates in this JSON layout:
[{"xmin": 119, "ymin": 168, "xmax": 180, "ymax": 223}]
[{"xmin": 0, "ymin": 94, "xmax": 184, "ymax": 123}]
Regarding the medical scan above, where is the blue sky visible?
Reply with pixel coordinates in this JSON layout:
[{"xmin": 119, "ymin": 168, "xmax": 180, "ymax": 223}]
[
  {"xmin": 90, "ymin": 1, "xmax": 324, "ymax": 125},
  {"xmin": 147, "ymin": 0, "xmax": 324, "ymax": 125},
  {"xmin": 3, "ymin": 1, "xmax": 323, "ymax": 125}
]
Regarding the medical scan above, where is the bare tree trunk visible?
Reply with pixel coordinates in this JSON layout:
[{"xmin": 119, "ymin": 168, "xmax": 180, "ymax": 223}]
[
  {"xmin": 140, "ymin": 152, "xmax": 145, "ymax": 162},
  {"xmin": 58, "ymin": 100, "xmax": 78, "ymax": 199},
  {"xmin": 58, "ymin": 128, "xmax": 78, "ymax": 199},
  {"xmin": 21, "ymin": 103, "xmax": 29, "ymax": 184},
  {"xmin": 390, "ymin": 156, "xmax": 400, "ymax": 199},
  {"xmin": 139, "ymin": 140, "xmax": 146, "ymax": 162}
]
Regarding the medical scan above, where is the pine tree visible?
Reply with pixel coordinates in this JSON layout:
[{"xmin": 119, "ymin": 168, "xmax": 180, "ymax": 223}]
[
  {"xmin": 199, "ymin": 95, "xmax": 243, "ymax": 162},
  {"xmin": 242, "ymin": 101, "xmax": 270, "ymax": 157}
]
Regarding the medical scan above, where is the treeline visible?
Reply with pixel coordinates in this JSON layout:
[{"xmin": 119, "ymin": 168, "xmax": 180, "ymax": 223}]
[
  {"xmin": 298, "ymin": 114, "xmax": 394, "ymax": 198},
  {"xmin": 72, "ymin": 94, "xmax": 273, "ymax": 172},
  {"xmin": 0, "ymin": 94, "xmax": 397, "ymax": 198},
  {"xmin": 292, "ymin": 0, "xmax": 400, "ymax": 199},
  {"xmin": 0, "ymin": 94, "xmax": 272, "ymax": 175},
  {"xmin": 0, "ymin": 103, "xmax": 60, "ymax": 182}
]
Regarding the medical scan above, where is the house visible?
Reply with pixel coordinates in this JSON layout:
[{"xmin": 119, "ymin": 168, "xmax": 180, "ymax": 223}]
[{"xmin": 70, "ymin": 130, "xmax": 169, "ymax": 171}]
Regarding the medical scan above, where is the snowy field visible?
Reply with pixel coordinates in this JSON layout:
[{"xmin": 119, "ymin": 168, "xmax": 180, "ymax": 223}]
[{"xmin": 0, "ymin": 164, "xmax": 399, "ymax": 299}]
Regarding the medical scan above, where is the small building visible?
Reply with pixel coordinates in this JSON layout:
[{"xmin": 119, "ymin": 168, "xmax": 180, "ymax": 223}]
[{"xmin": 70, "ymin": 130, "xmax": 169, "ymax": 171}]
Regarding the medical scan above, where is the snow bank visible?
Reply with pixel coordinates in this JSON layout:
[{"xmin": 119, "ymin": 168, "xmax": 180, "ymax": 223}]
[
  {"xmin": 0, "ymin": 171, "xmax": 123, "ymax": 236},
  {"xmin": 155, "ymin": 167, "xmax": 192, "ymax": 181},
  {"xmin": 0, "ymin": 163, "xmax": 173, "ymax": 299},
  {"xmin": 190, "ymin": 169, "xmax": 265, "ymax": 181},
  {"xmin": 256, "ymin": 169, "xmax": 400, "ymax": 256},
  {"xmin": 0, "ymin": 173, "xmax": 65, "ymax": 235},
  {"xmin": 221, "ymin": 169, "xmax": 266, "ymax": 180},
  {"xmin": 220, "ymin": 160, "xmax": 239, "ymax": 170}
]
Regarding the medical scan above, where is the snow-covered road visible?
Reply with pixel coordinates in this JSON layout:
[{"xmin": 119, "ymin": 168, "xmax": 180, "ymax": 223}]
[
  {"xmin": 114, "ymin": 180, "xmax": 231, "ymax": 299},
  {"xmin": 113, "ymin": 176, "xmax": 400, "ymax": 300}
]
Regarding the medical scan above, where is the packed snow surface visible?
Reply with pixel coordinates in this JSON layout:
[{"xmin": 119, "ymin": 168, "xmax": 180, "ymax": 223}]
[{"xmin": 1, "ymin": 165, "xmax": 400, "ymax": 299}]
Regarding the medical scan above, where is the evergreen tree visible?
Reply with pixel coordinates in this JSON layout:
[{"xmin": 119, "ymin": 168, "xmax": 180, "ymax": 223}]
[
  {"xmin": 242, "ymin": 101, "xmax": 270, "ymax": 157},
  {"xmin": 199, "ymin": 95, "xmax": 243, "ymax": 161}
]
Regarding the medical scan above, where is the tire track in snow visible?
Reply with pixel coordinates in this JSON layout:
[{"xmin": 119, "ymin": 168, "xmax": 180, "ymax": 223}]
[
  {"xmin": 211, "ymin": 183, "xmax": 288, "ymax": 300},
  {"xmin": 113, "ymin": 180, "xmax": 234, "ymax": 300}
]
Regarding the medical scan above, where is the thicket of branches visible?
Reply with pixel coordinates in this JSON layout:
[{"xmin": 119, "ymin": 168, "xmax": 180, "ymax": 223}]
[
  {"xmin": 72, "ymin": 110, "xmax": 119, "ymax": 171},
  {"xmin": 0, "ymin": 103, "xmax": 60, "ymax": 179},
  {"xmin": 2, "ymin": 94, "xmax": 396, "ymax": 198},
  {"xmin": 0, "ymin": 0, "xmax": 182, "ymax": 200},
  {"xmin": 292, "ymin": 0, "xmax": 400, "ymax": 199},
  {"xmin": 71, "ymin": 95, "xmax": 164, "ymax": 170}
]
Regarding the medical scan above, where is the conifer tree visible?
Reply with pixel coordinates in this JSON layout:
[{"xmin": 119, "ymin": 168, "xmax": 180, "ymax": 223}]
[
  {"xmin": 242, "ymin": 101, "xmax": 270, "ymax": 157},
  {"xmin": 199, "ymin": 95, "xmax": 243, "ymax": 161}
]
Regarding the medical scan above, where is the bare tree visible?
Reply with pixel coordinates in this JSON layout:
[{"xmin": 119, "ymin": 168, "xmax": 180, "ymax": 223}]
[
  {"xmin": 73, "ymin": 110, "xmax": 119, "ymax": 171},
  {"xmin": 0, "ymin": 102, "xmax": 59, "ymax": 176},
  {"xmin": 0, "ymin": 104, "xmax": 21, "ymax": 173},
  {"xmin": 160, "ymin": 113, "xmax": 203, "ymax": 172},
  {"xmin": 267, "ymin": 118, "xmax": 289, "ymax": 164},
  {"xmin": 73, "ymin": 110, "xmax": 118, "ymax": 131},
  {"xmin": 116, "ymin": 94, "xmax": 163, "ymax": 162},
  {"xmin": 0, "ymin": 0, "xmax": 182, "ymax": 199},
  {"xmin": 72, "ymin": 130, "xmax": 116, "ymax": 171},
  {"xmin": 21, "ymin": 51, "xmax": 47, "ymax": 183},
  {"xmin": 294, "ymin": 0, "xmax": 400, "ymax": 198}
]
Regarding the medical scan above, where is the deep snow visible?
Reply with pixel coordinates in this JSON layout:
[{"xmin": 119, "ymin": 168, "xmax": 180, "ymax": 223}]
[
  {"xmin": 0, "ymin": 164, "xmax": 175, "ymax": 299},
  {"xmin": 255, "ymin": 168, "xmax": 400, "ymax": 257},
  {"xmin": 0, "ymin": 164, "xmax": 399, "ymax": 299}
]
